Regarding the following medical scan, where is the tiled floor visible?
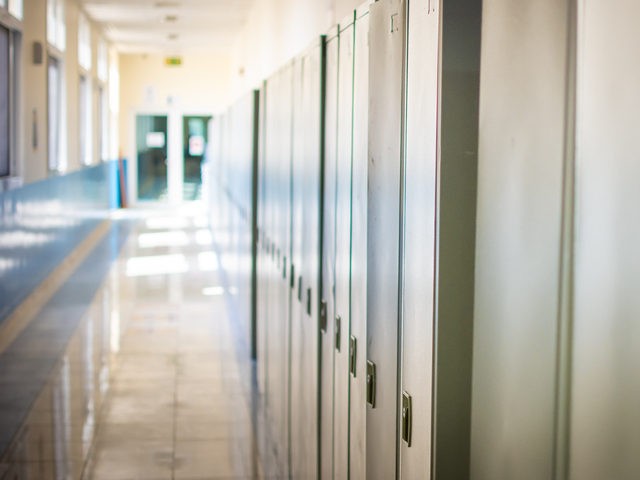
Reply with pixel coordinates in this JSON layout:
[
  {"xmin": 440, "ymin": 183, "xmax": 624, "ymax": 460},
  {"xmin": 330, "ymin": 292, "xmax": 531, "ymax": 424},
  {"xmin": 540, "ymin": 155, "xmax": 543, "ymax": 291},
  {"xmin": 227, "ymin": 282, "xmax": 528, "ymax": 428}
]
[{"xmin": 0, "ymin": 206, "xmax": 279, "ymax": 479}]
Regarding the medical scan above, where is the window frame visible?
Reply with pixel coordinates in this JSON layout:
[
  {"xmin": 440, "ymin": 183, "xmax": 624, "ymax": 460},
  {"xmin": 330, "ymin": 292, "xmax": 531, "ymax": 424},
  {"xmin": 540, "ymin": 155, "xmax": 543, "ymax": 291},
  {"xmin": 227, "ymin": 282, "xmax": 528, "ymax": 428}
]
[{"xmin": 0, "ymin": 11, "xmax": 22, "ymax": 180}]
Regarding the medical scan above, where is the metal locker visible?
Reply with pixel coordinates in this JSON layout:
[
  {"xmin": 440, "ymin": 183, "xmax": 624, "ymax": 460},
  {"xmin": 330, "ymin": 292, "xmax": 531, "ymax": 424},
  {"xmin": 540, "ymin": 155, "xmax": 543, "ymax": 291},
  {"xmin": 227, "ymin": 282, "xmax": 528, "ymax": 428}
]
[
  {"xmin": 334, "ymin": 12, "xmax": 355, "ymax": 480},
  {"xmin": 400, "ymin": 0, "xmax": 439, "ymax": 476},
  {"xmin": 402, "ymin": 0, "xmax": 481, "ymax": 478},
  {"xmin": 570, "ymin": 2, "xmax": 640, "ymax": 478},
  {"xmin": 272, "ymin": 64, "xmax": 294, "ymax": 475},
  {"xmin": 256, "ymin": 81, "xmax": 268, "ymax": 399},
  {"xmin": 366, "ymin": 1, "xmax": 405, "ymax": 479},
  {"xmin": 320, "ymin": 27, "xmax": 339, "ymax": 480},
  {"xmin": 290, "ymin": 54, "xmax": 306, "ymax": 480},
  {"xmin": 471, "ymin": 0, "xmax": 572, "ymax": 477},
  {"xmin": 290, "ymin": 38, "xmax": 324, "ymax": 479},
  {"xmin": 349, "ymin": 5, "xmax": 369, "ymax": 479}
]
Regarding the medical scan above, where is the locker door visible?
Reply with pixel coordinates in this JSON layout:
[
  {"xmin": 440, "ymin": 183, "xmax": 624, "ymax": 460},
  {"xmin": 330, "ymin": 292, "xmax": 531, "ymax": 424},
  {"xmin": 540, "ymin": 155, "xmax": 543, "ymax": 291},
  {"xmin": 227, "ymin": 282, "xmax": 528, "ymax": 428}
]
[
  {"xmin": 366, "ymin": 1, "xmax": 405, "ymax": 479},
  {"xmin": 274, "ymin": 64, "xmax": 294, "ymax": 474},
  {"xmin": 400, "ymin": 0, "xmax": 439, "ymax": 476},
  {"xmin": 290, "ymin": 40, "xmax": 324, "ymax": 479},
  {"xmin": 402, "ymin": 0, "xmax": 481, "ymax": 477},
  {"xmin": 320, "ymin": 28, "xmax": 339, "ymax": 480},
  {"xmin": 265, "ymin": 71, "xmax": 279, "ymax": 432},
  {"xmin": 334, "ymin": 14, "xmax": 355, "ymax": 480},
  {"xmin": 470, "ymin": 0, "xmax": 571, "ymax": 477},
  {"xmin": 571, "ymin": 2, "xmax": 640, "ymax": 478},
  {"xmin": 290, "ymin": 56, "xmax": 305, "ymax": 477},
  {"xmin": 256, "ymin": 81, "xmax": 268, "ymax": 399},
  {"xmin": 349, "ymin": 6, "xmax": 369, "ymax": 479}
]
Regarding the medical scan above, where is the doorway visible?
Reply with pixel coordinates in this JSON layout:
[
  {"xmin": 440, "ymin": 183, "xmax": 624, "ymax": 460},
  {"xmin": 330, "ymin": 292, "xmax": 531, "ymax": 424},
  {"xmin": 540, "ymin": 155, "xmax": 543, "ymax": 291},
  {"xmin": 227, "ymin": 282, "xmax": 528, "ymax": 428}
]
[
  {"xmin": 182, "ymin": 115, "xmax": 211, "ymax": 201},
  {"xmin": 136, "ymin": 114, "xmax": 168, "ymax": 202}
]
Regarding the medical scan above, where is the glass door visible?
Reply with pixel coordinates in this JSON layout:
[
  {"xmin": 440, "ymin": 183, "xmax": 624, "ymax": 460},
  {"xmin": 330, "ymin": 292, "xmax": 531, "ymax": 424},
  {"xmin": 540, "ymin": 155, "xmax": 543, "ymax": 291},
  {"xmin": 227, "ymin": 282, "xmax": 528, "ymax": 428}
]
[
  {"xmin": 136, "ymin": 114, "xmax": 168, "ymax": 201},
  {"xmin": 182, "ymin": 115, "xmax": 211, "ymax": 200}
]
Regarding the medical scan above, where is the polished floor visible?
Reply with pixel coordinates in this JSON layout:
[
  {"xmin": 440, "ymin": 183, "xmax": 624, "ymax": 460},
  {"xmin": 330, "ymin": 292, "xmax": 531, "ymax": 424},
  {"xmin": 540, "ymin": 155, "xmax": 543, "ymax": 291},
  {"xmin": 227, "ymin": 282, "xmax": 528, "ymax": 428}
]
[{"xmin": 0, "ymin": 206, "xmax": 279, "ymax": 479}]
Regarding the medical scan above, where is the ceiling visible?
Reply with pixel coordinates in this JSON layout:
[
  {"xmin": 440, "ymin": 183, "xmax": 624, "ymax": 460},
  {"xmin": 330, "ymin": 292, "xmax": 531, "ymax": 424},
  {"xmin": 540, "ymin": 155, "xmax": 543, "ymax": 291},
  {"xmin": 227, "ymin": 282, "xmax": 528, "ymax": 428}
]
[{"xmin": 81, "ymin": 0, "xmax": 255, "ymax": 54}]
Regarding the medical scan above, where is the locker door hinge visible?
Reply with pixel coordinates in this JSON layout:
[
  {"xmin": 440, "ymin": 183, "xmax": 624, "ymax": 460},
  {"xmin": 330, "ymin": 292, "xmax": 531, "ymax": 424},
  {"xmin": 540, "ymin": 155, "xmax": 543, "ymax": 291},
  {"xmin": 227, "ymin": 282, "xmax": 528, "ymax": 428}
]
[
  {"xmin": 335, "ymin": 316, "xmax": 341, "ymax": 351},
  {"xmin": 320, "ymin": 300, "xmax": 327, "ymax": 332},
  {"xmin": 366, "ymin": 361, "xmax": 376, "ymax": 407},
  {"xmin": 401, "ymin": 391, "xmax": 412, "ymax": 447},
  {"xmin": 349, "ymin": 336, "xmax": 357, "ymax": 377}
]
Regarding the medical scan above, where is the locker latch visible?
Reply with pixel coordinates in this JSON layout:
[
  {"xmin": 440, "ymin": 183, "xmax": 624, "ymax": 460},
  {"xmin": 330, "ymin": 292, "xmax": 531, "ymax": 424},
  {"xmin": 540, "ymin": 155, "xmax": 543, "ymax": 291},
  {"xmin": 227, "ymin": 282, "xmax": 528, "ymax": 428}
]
[
  {"xmin": 335, "ymin": 316, "xmax": 341, "ymax": 351},
  {"xmin": 320, "ymin": 300, "xmax": 327, "ymax": 332},
  {"xmin": 349, "ymin": 336, "xmax": 357, "ymax": 377},
  {"xmin": 366, "ymin": 361, "xmax": 376, "ymax": 408},
  {"xmin": 401, "ymin": 391, "xmax": 412, "ymax": 447}
]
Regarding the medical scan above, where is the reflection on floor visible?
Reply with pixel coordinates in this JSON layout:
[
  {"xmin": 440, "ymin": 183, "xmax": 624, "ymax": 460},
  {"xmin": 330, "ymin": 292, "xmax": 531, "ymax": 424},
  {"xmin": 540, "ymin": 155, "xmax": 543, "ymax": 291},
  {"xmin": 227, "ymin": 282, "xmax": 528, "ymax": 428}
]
[{"xmin": 0, "ymin": 206, "xmax": 280, "ymax": 479}]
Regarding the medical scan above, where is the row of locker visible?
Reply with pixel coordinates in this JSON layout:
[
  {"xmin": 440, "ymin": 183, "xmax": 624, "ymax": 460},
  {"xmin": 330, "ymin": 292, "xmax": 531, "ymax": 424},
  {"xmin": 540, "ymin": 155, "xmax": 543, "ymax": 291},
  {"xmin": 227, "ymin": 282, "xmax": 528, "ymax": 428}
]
[{"xmin": 210, "ymin": 0, "xmax": 640, "ymax": 478}]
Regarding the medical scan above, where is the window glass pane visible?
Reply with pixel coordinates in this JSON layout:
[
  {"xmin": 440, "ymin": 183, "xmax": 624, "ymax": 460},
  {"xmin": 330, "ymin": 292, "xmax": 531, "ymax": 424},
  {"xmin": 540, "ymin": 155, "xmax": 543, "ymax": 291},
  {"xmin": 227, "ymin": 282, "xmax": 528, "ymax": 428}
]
[
  {"xmin": 47, "ymin": 0, "xmax": 65, "ymax": 50},
  {"xmin": 79, "ymin": 75, "xmax": 92, "ymax": 165},
  {"xmin": 97, "ymin": 40, "xmax": 107, "ymax": 82},
  {"xmin": 0, "ymin": 26, "xmax": 9, "ymax": 177},
  {"xmin": 9, "ymin": 0, "xmax": 23, "ymax": 19},
  {"xmin": 99, "ymin": 87, "xmax": 109, "ymax": 161},
  {"xmin": 48, "ymin": 56, "xmax": 61, "ymax": 171},
  {"xmin": 78, "ymin": 14, "xmax": 91, "ymax": 70}
]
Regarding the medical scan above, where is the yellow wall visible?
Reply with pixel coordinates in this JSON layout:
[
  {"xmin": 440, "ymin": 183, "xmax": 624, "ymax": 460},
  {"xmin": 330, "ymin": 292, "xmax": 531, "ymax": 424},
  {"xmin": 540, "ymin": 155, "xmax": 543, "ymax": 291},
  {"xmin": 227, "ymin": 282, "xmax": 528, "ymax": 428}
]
[
  {"xmin": 118, "ymin": 52, "xmax": 231, "ymax": 162},
  {"xmin": 21, "ymin": 0, "xmax": 48, "ymax": 183},
  {"xmin": 19, "ymin": 0, "xmax": 114, "ymax": 184}
]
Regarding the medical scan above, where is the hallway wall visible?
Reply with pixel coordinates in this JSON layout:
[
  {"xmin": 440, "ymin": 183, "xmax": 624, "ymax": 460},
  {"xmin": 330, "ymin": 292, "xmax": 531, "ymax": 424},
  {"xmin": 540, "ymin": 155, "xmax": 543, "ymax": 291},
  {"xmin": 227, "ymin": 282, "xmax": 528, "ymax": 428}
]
[
  {"xmin": 229, "ymin": 0, "xmax": 366, "ymax": 98},
  {"xmin": 19, "ymin": 0, "xmax": 115, "ymax": 184}
]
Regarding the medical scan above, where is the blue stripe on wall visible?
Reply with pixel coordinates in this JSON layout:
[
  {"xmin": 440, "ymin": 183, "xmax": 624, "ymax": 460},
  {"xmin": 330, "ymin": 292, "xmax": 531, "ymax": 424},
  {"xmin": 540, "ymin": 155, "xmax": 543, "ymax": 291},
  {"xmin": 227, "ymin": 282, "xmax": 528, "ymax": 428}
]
[{"xmin": 0, "ymin": 162, "xmax": 119, "ymax": 323}]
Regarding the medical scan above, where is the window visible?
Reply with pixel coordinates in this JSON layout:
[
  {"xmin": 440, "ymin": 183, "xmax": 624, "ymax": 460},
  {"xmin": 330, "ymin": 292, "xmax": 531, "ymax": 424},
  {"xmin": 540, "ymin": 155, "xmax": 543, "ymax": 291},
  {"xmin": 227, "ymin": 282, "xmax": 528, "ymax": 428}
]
[
  {"xmin": 79, "ymin": 75, "xmax": 92, "ymax": 165},
  {"xmin": 47, "ymin": 0, "xmax": 65, "ymax": 51},
  {"xmin": 78, "ymin": 14, "xmax": 91, "ymax": 71},
  {"xmin": 97, "ymin": 40, "xmax": 107, "ymax": 82},
  {"xmin": 0, "ymin": 25, "xmax": 9, "ymax": 177},
  {"xmin": 48, "ymin": 55, "xmax": 64, "ymax": 171},
  {"xmin": 108, "ymin": 53, "xmax": 119, "ymax": 160},
  {"xmin": 99, "ymin": 87, "xmax": 109, "ymax": 161},
  {"xmin": 8, "ymin": 0, "xmax": 23, "ymax": 20},
  {"xmin": 0, "ymin": 24, "xmax": 20, "ymax": 178}
]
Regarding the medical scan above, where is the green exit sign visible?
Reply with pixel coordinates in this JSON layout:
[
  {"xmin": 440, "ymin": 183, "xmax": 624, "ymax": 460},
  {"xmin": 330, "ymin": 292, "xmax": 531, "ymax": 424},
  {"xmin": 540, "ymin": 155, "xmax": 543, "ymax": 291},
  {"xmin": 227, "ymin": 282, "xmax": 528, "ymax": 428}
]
[{"xmin": 165, "ymin": 57, "xmax": 182, "ymax": 66}]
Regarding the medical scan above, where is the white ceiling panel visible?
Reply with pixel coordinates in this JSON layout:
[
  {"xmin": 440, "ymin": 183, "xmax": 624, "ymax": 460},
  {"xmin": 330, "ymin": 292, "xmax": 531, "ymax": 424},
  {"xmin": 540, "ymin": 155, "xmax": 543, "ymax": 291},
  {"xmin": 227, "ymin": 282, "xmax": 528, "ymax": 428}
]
[{"xmin": 81, "ymin": 0, "xmax": 255, "ymax": 53}]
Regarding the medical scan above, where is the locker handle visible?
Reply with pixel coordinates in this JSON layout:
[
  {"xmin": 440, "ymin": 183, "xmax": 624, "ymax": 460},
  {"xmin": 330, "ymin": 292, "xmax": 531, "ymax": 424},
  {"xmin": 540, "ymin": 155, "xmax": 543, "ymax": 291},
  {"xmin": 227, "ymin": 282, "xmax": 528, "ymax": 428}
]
[
  {"xmin": 290, "ymin": 264, "xmax": 295, "ymax": 289},
  {"xmin": 297, "ymin": 276, "xmax": 303, "ymax": 301},
  {"xmin": 282, "ymin": 256, "xmax": 287, "ymax": 280},
  {"xmin": 335, "ymin": 316, "xmax": 341, "ymax": 351},
  {"xmin": 366, "ymin": 361, "xmax": 376, "ymax": 408},
  {"xmin": 306, "ymin": 288, "xmax": 312, "ymax": 316},
  {"xmin": 401, "ymin": 391, "xmax": 412, "ymax": 447},
  {"xmin": 349, "ymin": 336, "xmax": 357, "ymax": 377}
]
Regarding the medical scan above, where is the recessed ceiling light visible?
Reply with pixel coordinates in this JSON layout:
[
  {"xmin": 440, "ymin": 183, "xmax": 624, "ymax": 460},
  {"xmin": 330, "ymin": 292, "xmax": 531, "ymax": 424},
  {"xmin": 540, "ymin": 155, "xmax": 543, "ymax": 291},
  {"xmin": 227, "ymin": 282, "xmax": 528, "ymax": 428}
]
[
  {"xmin": 168, "ymin": 33, "xmax": 179, "ymax": 41},
  {"xmin": 165, "ymin": 14, "xmax": 178, "ymax": 22}
]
